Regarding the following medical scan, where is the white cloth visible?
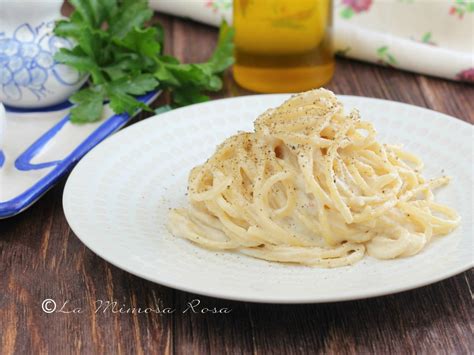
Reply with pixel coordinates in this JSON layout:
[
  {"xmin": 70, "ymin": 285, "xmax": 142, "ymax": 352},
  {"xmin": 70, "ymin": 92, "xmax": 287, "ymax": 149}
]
[{"xmin": 150, "ymin": 0, "xmax": 474, "ymax": 83}]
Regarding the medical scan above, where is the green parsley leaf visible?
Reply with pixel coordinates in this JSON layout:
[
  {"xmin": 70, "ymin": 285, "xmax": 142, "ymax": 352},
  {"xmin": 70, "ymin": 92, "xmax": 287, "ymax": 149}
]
[
  {"xmin": 115, "ymin": 26, "xmax": 161, "ymax": 57},
  {"xmin": 108, "ymin": 0, "xmax": 153, "ymax": 39},
  {"xmin": 154, "ymin": 104, "xmax": 172, "ymax": 115},
  {"xmin": 206, "ymin": 21, "xmax": 235, "ymax": 73},
  {"xmin": 54, "ymin": 47, "xmax": 97, "ymax": 72},
  {"xmin": 107, "ymin": 90, "xmax": 148, "ymax": 116},
  {"xmin": 54, "ymin": 13, "xmax": 84, "ymax": 39},
  {"xmin": 154, "ymin": 21, "xmax": 234, "ymax": 106},
  {"xmin": 54, "ymin": 0, "xmax": 234, "ymax": 123},
  {"xmin": 172, "ymin": 88, "xmax": 210, "ymax": 107},
  {"xmin": 111, "ymin": 74, "xmax": 159, "ymax": 96},
  {"xmin": 69, "ymin": 87, "xmax": 105, "ymax": 123}
]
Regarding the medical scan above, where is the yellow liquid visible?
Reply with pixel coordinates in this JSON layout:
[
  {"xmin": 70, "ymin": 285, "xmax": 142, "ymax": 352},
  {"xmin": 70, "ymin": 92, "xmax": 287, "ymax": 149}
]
[{"xmin": 233, "ymin": 0, "xmax": 334, "ymax": 93}]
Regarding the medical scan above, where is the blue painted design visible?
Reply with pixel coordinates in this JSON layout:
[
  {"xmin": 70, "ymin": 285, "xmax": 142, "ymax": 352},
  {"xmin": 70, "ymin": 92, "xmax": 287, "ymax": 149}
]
[
  {"xmin": 0, "ymin": 22, "xmax": 82, "ymax": 103},
  {"xmin": 15, "ymin": 116, "xmax": 69, "ymax": 171},
  {"xmin": 0, "ymin": 150, "xmax": 5, "ymax": 168},
  {"xmin": 4, "ymin": 99, "xmax": 73, "ymax": 113},
  {"xmin": 0, "ymin": 90, "xmax": 160, "ymax": 218}
]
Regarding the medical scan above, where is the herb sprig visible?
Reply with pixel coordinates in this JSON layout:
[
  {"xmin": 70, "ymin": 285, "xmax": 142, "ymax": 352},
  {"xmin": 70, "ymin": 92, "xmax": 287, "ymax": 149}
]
[{"xmin": 54, "ymin": 0, "xmax": 234, "ymax": 123}]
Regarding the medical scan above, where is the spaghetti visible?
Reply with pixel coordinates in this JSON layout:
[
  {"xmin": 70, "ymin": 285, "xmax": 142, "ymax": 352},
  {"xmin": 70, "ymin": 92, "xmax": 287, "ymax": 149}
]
[{"xmin": 168, "ymin": 89, "xmax": 460, "ymax": 267}]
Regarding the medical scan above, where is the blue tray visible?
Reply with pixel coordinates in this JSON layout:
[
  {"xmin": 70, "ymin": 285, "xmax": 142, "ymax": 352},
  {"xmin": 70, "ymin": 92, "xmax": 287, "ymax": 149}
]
[{"xmin": 0, "ymin": 91, "xmax": 160, "ymax": 218}]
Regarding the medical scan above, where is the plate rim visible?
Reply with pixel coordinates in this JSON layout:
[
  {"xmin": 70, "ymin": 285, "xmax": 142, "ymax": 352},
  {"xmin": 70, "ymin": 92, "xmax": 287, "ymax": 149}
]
[{"xmin": 63, "ymin": 94, "xmax": 474, "ymax": 303}]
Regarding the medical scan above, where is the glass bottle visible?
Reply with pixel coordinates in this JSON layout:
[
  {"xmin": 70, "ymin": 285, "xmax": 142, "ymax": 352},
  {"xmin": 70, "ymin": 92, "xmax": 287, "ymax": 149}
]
[{"xmin": 233, "ymin": 0, "xmax": 334, "ymax": 93}]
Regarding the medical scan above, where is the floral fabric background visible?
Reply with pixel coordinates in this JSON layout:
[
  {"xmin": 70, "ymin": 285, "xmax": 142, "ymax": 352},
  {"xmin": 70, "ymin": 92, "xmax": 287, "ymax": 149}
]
[{"xmin": 150, "ymin": 0, "xmax": 474, "ymax": 83}]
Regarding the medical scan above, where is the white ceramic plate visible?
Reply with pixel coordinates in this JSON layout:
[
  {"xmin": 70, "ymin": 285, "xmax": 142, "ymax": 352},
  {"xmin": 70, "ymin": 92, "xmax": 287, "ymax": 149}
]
[{"xmin": 63, "ymin": 95, "xmax": 473, "ymax": 303}]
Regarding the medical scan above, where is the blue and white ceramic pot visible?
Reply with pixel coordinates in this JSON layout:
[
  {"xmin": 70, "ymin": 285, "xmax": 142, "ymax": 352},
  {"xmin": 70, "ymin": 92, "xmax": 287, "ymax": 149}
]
[{"xmin": 0, "ymin": 0, "xmax": 87, "ymax": 109}]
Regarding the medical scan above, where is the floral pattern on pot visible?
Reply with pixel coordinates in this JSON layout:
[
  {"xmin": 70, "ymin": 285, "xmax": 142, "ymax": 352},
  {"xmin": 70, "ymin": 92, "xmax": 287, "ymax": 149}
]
[
  {"xmin": 376, "ymin": 46, "xmax": 397, "ymax": 67},
  {"xmin": 205, "ymin": 0, "xmax": 231, "ymax": 13},
  {"xmin": 340, "ymin": 0, "xmax": 373, "ymax": 18},
  {"xmin": 449, "ymin": 0, "xmax": 474, "ymax": 19},
  {"xmin": 420, "ymin": 32, "xmax": 436, "ymax": 46},
  {"xmin": 0, "ymin": 22, "xmax": 83, "ymax": 107},
  {"xmin": 456, "ymin": 68, "xmax": 474, "ymax": 82}
]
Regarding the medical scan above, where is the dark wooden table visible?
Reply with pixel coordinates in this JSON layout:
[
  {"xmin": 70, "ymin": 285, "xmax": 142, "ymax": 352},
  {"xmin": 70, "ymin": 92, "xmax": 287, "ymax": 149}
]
[{"xmin": 1, "ymin": 12, "xmax": 473, "ymax": 355}]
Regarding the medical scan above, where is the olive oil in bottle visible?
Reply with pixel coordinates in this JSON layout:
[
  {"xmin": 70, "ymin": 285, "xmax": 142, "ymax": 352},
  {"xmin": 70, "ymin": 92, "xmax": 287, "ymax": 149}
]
[{"xmin": 233, "ymin": 0, "xmax": 334, "ymax": 93}]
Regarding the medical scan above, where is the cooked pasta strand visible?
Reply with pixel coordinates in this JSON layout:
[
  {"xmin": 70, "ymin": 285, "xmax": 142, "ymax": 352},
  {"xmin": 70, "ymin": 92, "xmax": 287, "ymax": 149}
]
[{"xmin": 168, "ymin": 89, "xmax": 460, "ymax": 268}]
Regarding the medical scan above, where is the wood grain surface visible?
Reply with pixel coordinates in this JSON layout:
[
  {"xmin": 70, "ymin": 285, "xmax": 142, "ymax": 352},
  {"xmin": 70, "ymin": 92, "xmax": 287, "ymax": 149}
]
[{"xmin": 1, "ymin": 11, "xmax": 473, "ymax": 355}]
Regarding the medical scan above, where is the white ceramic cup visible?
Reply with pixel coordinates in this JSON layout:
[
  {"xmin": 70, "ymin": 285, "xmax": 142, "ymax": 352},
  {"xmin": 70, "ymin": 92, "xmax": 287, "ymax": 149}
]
[
  {"xmin": 0, "ymin": 103, "xmax": 5, "ymax": 166},
  {"xmin": 0, "ymin": 0, "xmax": 87, "ymax": 109}
]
